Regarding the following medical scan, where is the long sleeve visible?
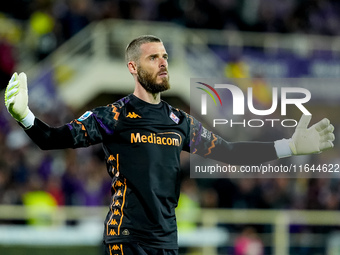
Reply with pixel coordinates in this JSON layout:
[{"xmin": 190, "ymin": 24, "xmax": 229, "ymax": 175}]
[
  {"xmin": 23, "ymin": 105, "xmax": 119, "ymax": 150},
  {"xmin": 185, "ymin": 114, "xmax": 278, "ymax": 165},
  {"xmin": 24, "ymin": 118, "xmax": 75, "ymax": 150}
]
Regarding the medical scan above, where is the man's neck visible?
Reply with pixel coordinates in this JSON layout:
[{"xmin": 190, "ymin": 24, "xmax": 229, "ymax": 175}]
[{"xmin": 133, "ymin": 86, "xmax": 161, "ymax": 104}]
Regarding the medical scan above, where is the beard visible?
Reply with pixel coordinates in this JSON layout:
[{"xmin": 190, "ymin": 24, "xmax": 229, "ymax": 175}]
[{"xmin": 137, "ymin": 67, "xmax": 170, "ymax": 94}]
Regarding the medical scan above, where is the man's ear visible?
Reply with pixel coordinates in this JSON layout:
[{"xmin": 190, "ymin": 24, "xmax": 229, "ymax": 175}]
[{"xmin": 127, "ymin": 61, "xmax": 137, "ymax": 74}]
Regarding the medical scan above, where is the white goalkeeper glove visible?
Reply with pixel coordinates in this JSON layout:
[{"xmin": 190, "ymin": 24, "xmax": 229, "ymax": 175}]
[
  {"xmin": 275, "ymin": 114, "xmax": 335, "ymax": 157},
  {"xmin": 5, "ymin": 72, "xmax": 35, "ymax": 128}
]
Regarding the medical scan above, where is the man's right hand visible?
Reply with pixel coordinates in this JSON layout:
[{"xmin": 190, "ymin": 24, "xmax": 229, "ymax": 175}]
[{"xmin": 5, "ymin": 72, "xmax": 34, "ymax": 128}]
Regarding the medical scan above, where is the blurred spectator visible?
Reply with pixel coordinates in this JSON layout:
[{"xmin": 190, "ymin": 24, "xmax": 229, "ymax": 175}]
[
  {"xmin": 0, "ymin": 39, "xmax": 16, "ymax": 90},
  {"xmin": 58, "ymin": 0, "xmax": 94, "ymax": 41},
  {"xmin": 177, "ymin": 177, "xmax": 200, "ymax": 232},
  {"xmin": 45, "ymin": 174, "xmax": 65, "ymax": 206},
  {"xmin": 260, "ymin": 178, "xmax": 292, "ymax": 209},
  {"xmin": 0, "ymin": 14, "xmax": 19, "ymax": 90},
  {"xmin": 77, "ymin": 153, "xmax": 111, "ymax": 206},
  {"xmin": 22, "ymin": 173, "xmax": 58, "ymax": 225},
  {"xmin": 27, "ymin": 0, "xmax": 58, "ymax": 60},
  {"xmin": 155, "ymin": 0, "xmax": 184, "ymax": 24},
  {"xmin": 200, "ymin": 188, "xmax": 219, "ymax": 208},
  {"xmin": 234, "ymin": 226, "xmax": 264, "ymax": 255},
  {"xmin": 233, "ymin": 179, "xmax": 266, "ymax": 209},
  {"xmin": 0, "ymin": 0, "xmax": 32, "ymax": 20}
]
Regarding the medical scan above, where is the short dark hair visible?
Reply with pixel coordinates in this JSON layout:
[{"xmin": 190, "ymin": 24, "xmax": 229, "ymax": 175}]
[{"xmin": 125, "ymin": 35, "xmax": 162, "ymax": 64}]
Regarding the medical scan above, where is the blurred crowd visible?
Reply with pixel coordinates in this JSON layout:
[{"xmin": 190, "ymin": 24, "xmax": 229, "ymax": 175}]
[
  {"xmin": 3, "ymin": 0, "xmax": 340, "ymax": 36},
  {"xmin": 1, "ymin": 0, "xmax": 340, "ymax": 86},
  {"xmin": 1, "ymin": 103, "xmax": 339, "ymax": 210},
  {"xmin": 0, "ymin": 0, "xmax": 340, "ymax": 211},
  {"xmin": 0, "ymin": 104, "xmax": 112, "ymax": 208},
  {"xmin": 1, "ymin": 0, "xmax": 340, "ymax": 54}
]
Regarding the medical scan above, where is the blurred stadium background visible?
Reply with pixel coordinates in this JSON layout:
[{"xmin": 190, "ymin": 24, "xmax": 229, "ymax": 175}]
[{"xmin": 0, "ymin": 0, "xmax": 340, "ymax": 254}]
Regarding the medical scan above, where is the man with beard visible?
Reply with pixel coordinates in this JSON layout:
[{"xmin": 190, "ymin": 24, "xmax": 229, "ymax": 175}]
[{"xmin": 4, "ymin": 35, "xmax": 335, "ymax": 255}]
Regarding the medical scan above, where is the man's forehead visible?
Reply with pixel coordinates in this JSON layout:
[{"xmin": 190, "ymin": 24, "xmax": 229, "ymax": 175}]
[{"xmin": 140, "ymin": 42, "xmax": 167, "ymax": 55}]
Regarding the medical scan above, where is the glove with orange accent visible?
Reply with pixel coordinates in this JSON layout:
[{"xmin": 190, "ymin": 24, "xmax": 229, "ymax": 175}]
[
  {"xmin": 4, "ymin": 72, "xmax": 35, "ymax": 128},
  {"xmin": 275, "ymin": 114, "xmax": 335, "ymax": 157}
]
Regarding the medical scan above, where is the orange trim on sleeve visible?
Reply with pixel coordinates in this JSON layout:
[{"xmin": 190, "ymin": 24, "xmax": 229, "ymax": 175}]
[{"xmin": 204, "ymin": 134, "xmax": 217, "ymax": 156}]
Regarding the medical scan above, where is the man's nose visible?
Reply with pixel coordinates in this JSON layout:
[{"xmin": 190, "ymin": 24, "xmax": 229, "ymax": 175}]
[{"xmin": 159, "ymin": 58, "xmax": 167, "ymax": 68}]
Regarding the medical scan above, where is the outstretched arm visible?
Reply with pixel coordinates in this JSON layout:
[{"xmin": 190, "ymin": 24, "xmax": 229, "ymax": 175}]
[
  {"xmin": 186, "ymin": 114, "xmax": 335, "ymax": 165},
  {"xmin": 5, "ymin": 72, "xmax": 76, "ymax": 150},
  {"xmin": 24, "ymin": 118, "xmax": 75, "ymax": 150},
  {"xmin": 5, "ymin": 72, "xmax": 117, "ymax": 150}
]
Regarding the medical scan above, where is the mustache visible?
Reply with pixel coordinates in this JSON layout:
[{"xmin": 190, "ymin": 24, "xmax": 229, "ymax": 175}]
[{"xmin": 158, "ymin": 68, "xmax": 168, "ymax": 74}]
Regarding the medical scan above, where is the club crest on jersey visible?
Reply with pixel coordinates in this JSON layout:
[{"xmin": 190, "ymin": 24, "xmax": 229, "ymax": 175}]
[
  {"xmin": 170, "ymin": 112, "xmax": 179, "ymax": 124},
  {"xmin": 77, "ymin": 111, "xmax": 93, "ymax": 121}
]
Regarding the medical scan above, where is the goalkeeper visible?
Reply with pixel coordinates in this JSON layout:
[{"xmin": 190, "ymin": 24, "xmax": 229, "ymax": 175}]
[{"xmin": 4, "ymin": 35, "xmax": 335, "ymax": 255}]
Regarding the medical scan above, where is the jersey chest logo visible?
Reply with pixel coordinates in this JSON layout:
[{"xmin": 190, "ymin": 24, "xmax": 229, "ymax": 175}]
[
  {"xmin": 126, "ymin": 112, "xmax": 141, "ymax": 119},
  {"xmin": 131, "ymin": 132, "xmax": 182, "ymax": 147}
]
